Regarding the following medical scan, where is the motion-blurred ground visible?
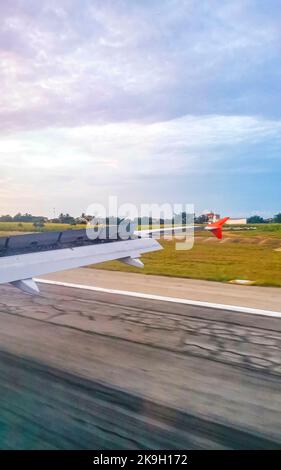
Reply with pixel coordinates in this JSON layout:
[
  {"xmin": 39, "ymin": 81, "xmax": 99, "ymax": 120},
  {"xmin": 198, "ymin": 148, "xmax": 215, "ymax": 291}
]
[{"xmin": 0, "ymin": 282, "xmax": 280, "ymax": 449}]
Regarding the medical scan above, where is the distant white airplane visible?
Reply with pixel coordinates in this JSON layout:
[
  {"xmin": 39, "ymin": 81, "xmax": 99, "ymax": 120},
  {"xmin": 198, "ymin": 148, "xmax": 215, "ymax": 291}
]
[{"xmin": 0, "ymin": 217, "xmax": 229, "ymax": 294}]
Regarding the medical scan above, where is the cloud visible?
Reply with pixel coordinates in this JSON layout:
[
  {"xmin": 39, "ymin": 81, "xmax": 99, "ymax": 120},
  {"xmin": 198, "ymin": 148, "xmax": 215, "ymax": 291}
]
[
  {"xmin": 0, "ymin": 1, "xmax": 280, "ymax": 215},
  {"xmin": 1, "ymin": 114, "xmax": 280, "ymax": 188},
  {"xmin": 0, "ymin": 0, "xmax": 281, "ymax": 133}
]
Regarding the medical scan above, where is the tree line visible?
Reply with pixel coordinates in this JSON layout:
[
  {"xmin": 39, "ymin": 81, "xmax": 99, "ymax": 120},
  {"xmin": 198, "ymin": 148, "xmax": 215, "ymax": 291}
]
[
  {"xmin": 0, "ymin": 212, "xmax": 281, "ymax": 226},
  {"xmin": 247, "ymin": 214, "xmax": 281, "ymax": 224}
]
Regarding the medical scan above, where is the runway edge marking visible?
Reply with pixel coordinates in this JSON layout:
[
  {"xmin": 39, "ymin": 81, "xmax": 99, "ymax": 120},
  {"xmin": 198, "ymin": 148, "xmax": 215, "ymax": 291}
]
[{"xmin": 35, "ymin": 278, "xmax": 281, "ymax": 318}]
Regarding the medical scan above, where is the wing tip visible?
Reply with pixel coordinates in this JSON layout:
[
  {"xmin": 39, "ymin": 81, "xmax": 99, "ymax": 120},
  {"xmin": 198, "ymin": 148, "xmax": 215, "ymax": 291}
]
[{"xmin": 205, "ymin": 216, "xmax": 230, "ymax": 239}]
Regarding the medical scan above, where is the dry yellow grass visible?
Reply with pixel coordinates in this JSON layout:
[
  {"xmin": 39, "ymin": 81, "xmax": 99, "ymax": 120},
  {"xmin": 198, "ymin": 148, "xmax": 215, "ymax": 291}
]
[{"xmin": 0, "ymin": 222, "xmax": 85, "ymax": 233}]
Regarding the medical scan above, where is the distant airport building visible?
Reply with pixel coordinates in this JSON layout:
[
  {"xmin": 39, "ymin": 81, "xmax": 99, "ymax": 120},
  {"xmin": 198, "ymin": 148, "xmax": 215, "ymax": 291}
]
[
  {"xmin": 226, "ymin": 218, "xmax": 247, "ymax": 225},
  {"xmin": 206, "ymin": 212, "xmax": 220, "ymax": 223}
]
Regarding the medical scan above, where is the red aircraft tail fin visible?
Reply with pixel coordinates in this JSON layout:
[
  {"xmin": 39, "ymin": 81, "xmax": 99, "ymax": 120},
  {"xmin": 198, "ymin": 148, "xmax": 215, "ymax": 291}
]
[{"xmin": 206, "ymin": 217, "xmax": 229, "ymax": 239}]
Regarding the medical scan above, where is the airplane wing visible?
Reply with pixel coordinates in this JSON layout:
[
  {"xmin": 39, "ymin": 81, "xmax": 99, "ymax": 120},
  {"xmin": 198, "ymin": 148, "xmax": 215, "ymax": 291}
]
[
  {"xmin": 0, "ymin": 227, "xmax": 161, "ymax": 294},
  {"xmin": 135, "ymin": 217, "xmax": 229, "ymax": 240},
  {"xmin": 0, "ymin": 217, "xmax": 229, "ymax": 295}
]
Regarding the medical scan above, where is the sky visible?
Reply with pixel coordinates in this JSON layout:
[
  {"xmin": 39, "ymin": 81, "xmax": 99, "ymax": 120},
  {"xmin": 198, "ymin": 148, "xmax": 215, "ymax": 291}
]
[{"xmin": 0, "ymin": 0, "xmax": 281, "ymax": 218}]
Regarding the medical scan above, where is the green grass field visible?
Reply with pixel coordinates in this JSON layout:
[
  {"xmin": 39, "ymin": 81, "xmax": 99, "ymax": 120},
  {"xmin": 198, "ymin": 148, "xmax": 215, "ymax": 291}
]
[{"xmin": 93, "ymin": 227, "xmax": 281, "ymax": 287}]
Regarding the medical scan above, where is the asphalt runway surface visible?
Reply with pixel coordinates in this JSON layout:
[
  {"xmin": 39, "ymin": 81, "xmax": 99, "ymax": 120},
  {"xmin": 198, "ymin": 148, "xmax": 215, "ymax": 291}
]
[{"xmin": 0, "ymin": 282, "xmax": 280, "ymax": 449}]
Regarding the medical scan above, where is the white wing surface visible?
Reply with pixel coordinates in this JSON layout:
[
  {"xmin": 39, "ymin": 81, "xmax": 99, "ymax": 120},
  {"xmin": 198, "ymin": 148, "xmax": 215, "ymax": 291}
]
[{"xmin": 0, "ymin": 229, "xmax": 161, "ymax": 294}]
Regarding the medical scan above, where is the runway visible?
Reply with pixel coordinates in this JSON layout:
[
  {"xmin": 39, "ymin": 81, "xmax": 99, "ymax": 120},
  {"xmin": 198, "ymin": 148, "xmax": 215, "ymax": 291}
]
[
  {"xmin": 39, "ymin": 268, "xmax": 281, "ymax": 312},
  {"xmin": 0, "ymin": 282, "xmax": 280, "ymax": 449}
]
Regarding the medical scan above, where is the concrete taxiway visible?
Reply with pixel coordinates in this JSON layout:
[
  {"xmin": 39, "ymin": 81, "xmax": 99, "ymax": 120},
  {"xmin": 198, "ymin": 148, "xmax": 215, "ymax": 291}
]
[{"xmin": 0, "ymin": 281, "xmax": 280, "ymax": 449}]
